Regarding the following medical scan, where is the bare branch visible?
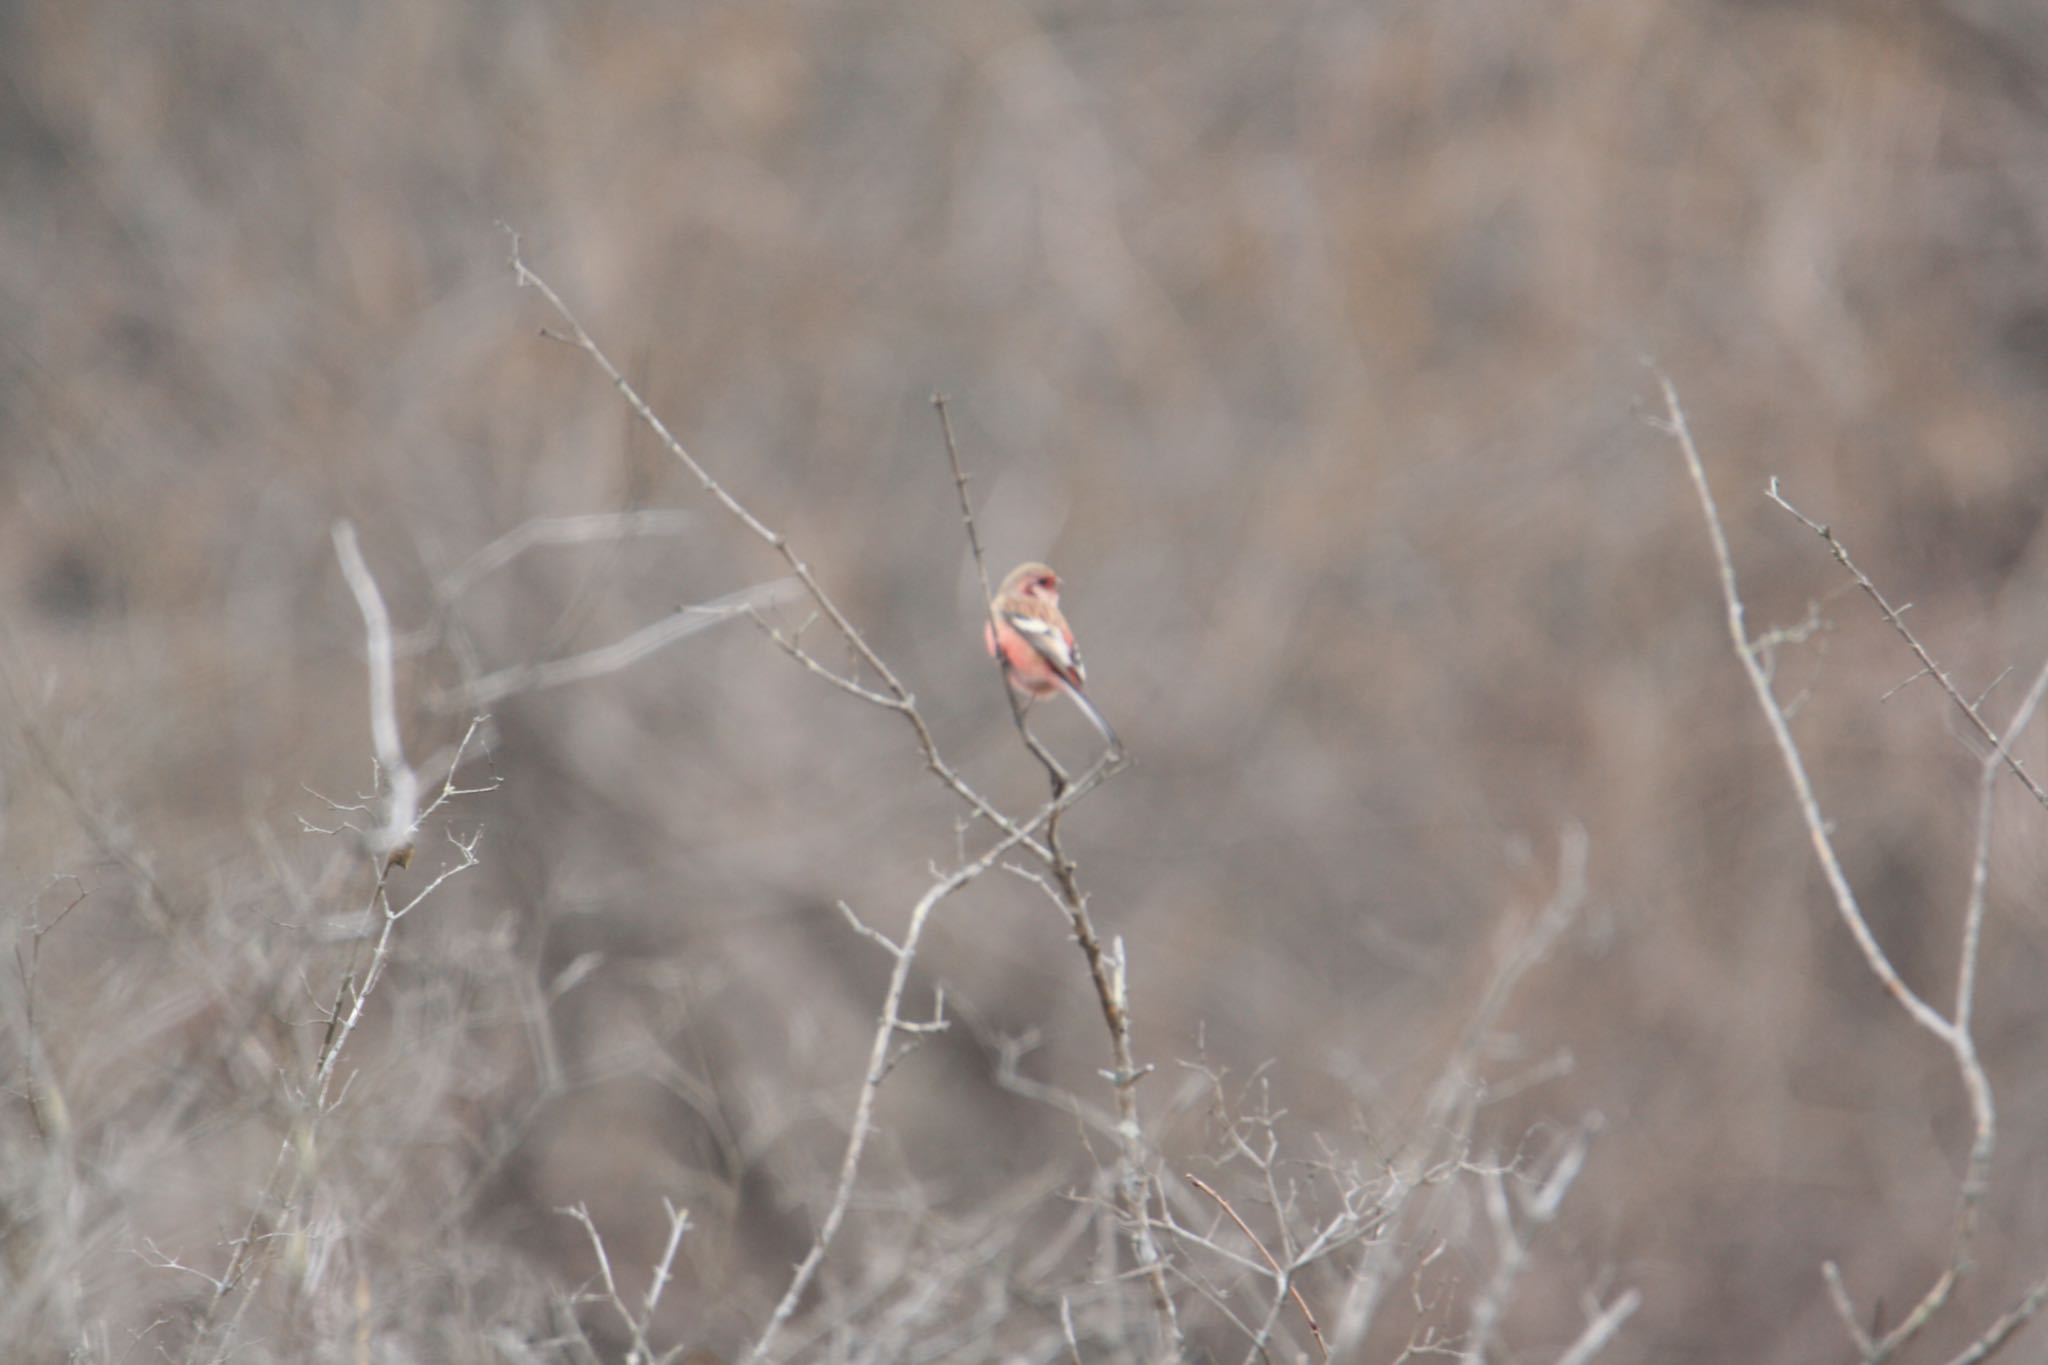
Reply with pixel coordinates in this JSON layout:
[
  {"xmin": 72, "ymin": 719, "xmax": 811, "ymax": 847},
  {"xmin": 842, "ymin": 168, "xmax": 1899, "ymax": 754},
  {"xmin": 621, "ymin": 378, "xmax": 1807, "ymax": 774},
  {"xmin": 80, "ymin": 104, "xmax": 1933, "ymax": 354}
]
[
  {"xmin": 1552, "ymin": 1289, "xmax": 1642, "ymax": 1365},
  {"xmin": 1943, "ymin": 1272, "xmax": 2048, "ymax": 1365},
  {"xmin": 1185, "ymin": 1173, "xmax": 1328, "ymax": 1362},
  {"xmin": 1764, "ymin": 480, "xmax": 2048, "ymax": 812},
  {"xmin": 1656, "ymin": 377, "xmax": 1951, "ymax": 1042},
  {"xmin": 1060, "ymin": 1296, "xmax": 1085, "ymax": 1365},
  {"xmin": 444, "ymin": 577, "xmax": 798, "ymax": 708},
  {"xmin": 440, "ymin": 509, "xmax": 697, "ymax": 603},
  {"xmin": 1957, "ymin": 657, "xmax": 2048, "ymax": 1034},
  {"xmin": 14, "ymin": 875, "xmax": 88, "ymax": 1142},
  {"xmin": 332, "ymin": 521, "xmax": 420, "ymax": 859},
  {"xmin": 1824, "ymin": 1261, "xmax": 1877, "ymax": 1359},
  {"xmin": 753, "ymin": 612, "xmax": 902, "ymax": 708},
  {"xmin": 744, "ymin": 766, "xmax": 1118, "ymax": 1365},
  {"xmin": 933, "ymin": 394, "xmax": 997, "ymax": 618},
  {"xmin": 561, "ymin": 1204, "xmax": 646, "ymax": 1364},
  {"xmin": 835, "ymin": 900, "xmax": 903, "ymax": 958},
  {"xmin": 559, "ymin": 1201, "xmax": 690, "ymax": 1364},
  {"xmin": 1466, "ymin": 1121, "xmax": 1597, "ymax": 1365}
]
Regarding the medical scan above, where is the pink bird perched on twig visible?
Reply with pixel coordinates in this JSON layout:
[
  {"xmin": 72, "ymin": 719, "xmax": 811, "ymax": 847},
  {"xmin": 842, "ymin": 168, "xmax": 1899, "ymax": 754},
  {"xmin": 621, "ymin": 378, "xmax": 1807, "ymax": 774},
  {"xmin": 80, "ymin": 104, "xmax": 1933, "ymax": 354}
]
[{"xmin": 984, "ymin": 561, "xmax": 1119, "ymax": 751}]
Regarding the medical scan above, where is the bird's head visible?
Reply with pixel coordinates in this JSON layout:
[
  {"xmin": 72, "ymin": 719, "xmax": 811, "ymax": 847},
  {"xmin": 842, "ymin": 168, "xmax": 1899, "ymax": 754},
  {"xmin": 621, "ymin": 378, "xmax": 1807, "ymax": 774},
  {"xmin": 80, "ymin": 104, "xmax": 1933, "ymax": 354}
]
[{"xmin": 1001, "ymin": 561, "xmax": 1061, "ymax": 603}]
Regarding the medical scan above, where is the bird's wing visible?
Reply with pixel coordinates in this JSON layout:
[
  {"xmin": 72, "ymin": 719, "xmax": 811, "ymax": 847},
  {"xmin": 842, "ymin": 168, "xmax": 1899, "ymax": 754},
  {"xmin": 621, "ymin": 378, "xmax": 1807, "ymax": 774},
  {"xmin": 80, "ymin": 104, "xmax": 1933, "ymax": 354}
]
[{"xmin": 1001, "ymin": 609, "xmax": 1084, "ymax": 683}]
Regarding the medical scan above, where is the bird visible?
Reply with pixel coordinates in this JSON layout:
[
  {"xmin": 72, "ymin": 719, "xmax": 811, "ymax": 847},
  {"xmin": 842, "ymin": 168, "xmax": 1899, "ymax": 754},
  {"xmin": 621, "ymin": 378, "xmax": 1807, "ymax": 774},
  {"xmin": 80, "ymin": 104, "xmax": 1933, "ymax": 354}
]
[{"xmin": 984, "ymin": 561, "xmax": 1119, "ymax": 750}]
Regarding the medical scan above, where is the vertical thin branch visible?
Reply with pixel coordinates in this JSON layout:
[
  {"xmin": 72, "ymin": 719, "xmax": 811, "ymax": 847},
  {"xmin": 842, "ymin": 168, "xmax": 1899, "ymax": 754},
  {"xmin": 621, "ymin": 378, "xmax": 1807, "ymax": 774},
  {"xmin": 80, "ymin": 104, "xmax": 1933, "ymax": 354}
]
[
  {"xmin": 934, "ymin": 395, "xmax": 998, "ymax": 615},
  {"xmin": 934, "ymin": 395, "xmax": 1092, "ymax": 780},
  {"xmin": 642, "ymin": 1197, "xmax": 691, "ymax": 1328},
  {"xmin": 932, "ymin": 401, "xmax": 1176, "ymax": 1356},
  {"xmin": 1956, "ymin": 658, "xmax": 2048, "ymax": 1035},
  {"xmin": 332, "ymin": 522, "xmax": 420, "ymax": 860}
]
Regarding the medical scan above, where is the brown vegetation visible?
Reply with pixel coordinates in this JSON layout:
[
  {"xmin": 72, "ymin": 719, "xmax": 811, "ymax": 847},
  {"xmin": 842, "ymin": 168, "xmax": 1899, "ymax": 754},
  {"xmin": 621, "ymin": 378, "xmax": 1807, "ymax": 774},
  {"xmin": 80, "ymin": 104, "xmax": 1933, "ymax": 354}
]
[{"xmin": 5, "ymin": 2, "xmax": 2048, "ymax": 1361}]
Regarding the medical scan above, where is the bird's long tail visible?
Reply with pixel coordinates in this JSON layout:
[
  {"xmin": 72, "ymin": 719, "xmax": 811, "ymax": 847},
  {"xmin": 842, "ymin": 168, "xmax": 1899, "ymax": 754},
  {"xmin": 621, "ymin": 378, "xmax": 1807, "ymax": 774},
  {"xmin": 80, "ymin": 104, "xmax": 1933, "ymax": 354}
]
[{"xmin": 1054, "ymin": 676, "xmax": 1121, "ymax": 752}]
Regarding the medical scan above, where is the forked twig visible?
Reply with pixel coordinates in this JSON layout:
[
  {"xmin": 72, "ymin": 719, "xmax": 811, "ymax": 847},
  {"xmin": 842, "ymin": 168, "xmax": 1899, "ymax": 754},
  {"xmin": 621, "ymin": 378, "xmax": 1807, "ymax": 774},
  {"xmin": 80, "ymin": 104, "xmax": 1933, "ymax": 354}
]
[
  {"xmin": 748, "ymin": 777, "xmax": 1113, "ymax": 1364},
  {"xmin": 1185, "ymin": 1173, "xmax": 1329, "ymax": 1361},
  {"xmin": 1764, "ymin": 481, "xmax": 2048, "ymax": 812},
  {"xmin": 559, "ymin": 1199, "xmax": 691, "ymax": 1364}
]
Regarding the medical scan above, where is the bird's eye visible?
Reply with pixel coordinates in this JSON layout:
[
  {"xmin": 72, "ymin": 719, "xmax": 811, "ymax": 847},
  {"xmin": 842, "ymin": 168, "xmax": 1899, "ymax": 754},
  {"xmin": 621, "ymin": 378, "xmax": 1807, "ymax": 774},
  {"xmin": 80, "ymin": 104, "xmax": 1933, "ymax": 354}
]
[{"xmin": 1038, "ymin": 576, "xmax": 1056, "ymax": 590}]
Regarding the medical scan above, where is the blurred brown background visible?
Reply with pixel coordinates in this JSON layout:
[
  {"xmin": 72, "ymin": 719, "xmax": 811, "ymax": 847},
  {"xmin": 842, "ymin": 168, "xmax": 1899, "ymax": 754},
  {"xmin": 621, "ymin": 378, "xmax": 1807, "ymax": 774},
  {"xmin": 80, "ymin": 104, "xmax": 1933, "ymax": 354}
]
[{"xmin": 6, "ymin": 1, "xmax": 2048, "ymax": 1360}]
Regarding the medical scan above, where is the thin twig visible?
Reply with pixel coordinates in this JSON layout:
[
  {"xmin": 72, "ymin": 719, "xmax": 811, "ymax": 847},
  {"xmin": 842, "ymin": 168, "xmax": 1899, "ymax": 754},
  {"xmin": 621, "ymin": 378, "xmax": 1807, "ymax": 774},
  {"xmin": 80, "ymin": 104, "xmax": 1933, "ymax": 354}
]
[
  {"xmin": 558, "ymin": 1200, "xmax": 690, "ymax": 1364},
  {"xmin": 14, "ymin": 876, "xmax": 87, "ymax": 1142},
  {"xmin": 1552, "ymin": 1289, "xmax": 1642, "ymax": 1365},
  {"xmin": 444, "ymin": 577, "xmax": 796, "ymax": 707},
  {"xmin": 935, "ymin": 393, "xmax": 1095, "ymax": 780},
  {"xmin": 1957, "ymin": 658, "xmax": 2048, "ymax": 1036},
  {"xmin": 1764, "ymin": 481, "xmax": 2048, "ymax": 812},
  {"xmin": 1824, "ymin": 1261, "xmax": 1877, "ymax": 1359},
  {"xmin": 934, "ymin": 395, "xmax": 997, "ymax": 615},
  {"xmin": 1185, "ymin": 1173, "xmax": 1329, "ymax": 1361},
  {"xmin": 1466, "ymin": 1122, "xmax": 1596, "ymax": 1365},
  {"xmin": 1061, "ymin": 1296, "xmax": 1086, "ymax": 1365},
  {"xmin": 1942, "ymin": 1272, "xmax": 2048, "ymax": 1365},
  {"xmin": 753, "ymin": 612, "xmax": 901, "ymax": 708},
  {"xmin": 440, "ymin": 509, "xmax": 697, "ymax": 602}
]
